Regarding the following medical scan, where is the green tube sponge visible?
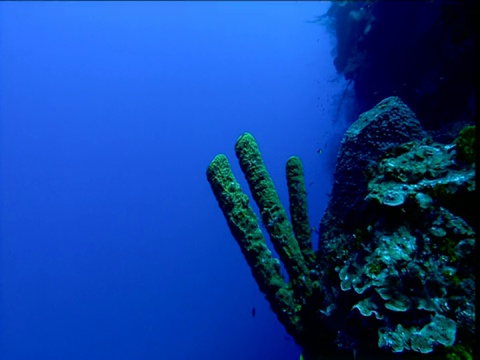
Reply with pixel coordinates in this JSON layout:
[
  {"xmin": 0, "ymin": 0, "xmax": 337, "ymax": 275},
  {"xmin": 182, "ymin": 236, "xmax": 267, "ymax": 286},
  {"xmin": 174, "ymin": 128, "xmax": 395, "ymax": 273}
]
[
  {"xmin": 206, "ymin": 153, "xmax": 302, "ymax": 338},
  {"xmin": 234, "ymin": 133, "xmax": 311, "ymax": 291},
  {"xmin": 286, "ymin": 156, "xmax": 317, "ymax": 270},
  {"xmin": 207, "ymin": 133, "xmax": 326, "ymax": 351}
]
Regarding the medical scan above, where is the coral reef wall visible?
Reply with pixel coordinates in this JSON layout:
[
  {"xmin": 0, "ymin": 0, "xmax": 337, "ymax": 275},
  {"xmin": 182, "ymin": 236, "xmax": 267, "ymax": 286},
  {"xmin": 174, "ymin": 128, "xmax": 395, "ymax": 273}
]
[
  {"xmin": 318, "ymin": 98, "xmax": 475, "ymax": 358},
  {"xmin": 207, "ymin": 98, "xmax": 475, "ymax": 358}
]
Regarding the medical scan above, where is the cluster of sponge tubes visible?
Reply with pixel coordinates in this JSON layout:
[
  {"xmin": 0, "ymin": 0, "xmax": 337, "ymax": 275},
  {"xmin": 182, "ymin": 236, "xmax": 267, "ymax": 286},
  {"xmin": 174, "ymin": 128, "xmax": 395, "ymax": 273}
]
[{"xmin": 207, "ymin": 133, "xmax": 331, "ymax": 360}]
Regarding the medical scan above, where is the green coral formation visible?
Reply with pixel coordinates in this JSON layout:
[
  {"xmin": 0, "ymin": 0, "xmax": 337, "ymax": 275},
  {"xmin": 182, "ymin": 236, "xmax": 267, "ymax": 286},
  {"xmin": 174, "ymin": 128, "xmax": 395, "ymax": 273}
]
[
  {"xmin": 206, "ymin": 153, "xmax": 301, "ymax": 336},
  {"xmin": 207, "ymin": 133, "xmax": 327, "ymax": 356},
  {"xmin": 446, "ymin": 343, "xmax": 473, "ymax": 360},
  {"xmin": 234, "ymin": 134, "xmax": 312, "ymax": 293}
]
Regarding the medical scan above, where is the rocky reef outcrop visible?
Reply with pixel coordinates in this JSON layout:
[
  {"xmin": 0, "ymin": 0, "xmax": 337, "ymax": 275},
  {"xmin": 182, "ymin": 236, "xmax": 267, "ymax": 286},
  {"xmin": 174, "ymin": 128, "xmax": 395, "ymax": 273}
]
[
  {"xmin": 207, "ymin": 98, "xmax": 475, "ymax": 359},
  {"xmin": 318, "ymin": 97, "xmax": 475, "ymax": 358}
]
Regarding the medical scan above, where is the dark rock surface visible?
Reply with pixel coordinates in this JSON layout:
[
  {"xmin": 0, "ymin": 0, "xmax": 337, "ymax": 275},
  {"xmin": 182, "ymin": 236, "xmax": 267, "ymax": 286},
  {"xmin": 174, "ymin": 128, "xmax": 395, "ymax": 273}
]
[{"xmin": 319, "ymin": 96, "xmax": 426, "ymax": 262}]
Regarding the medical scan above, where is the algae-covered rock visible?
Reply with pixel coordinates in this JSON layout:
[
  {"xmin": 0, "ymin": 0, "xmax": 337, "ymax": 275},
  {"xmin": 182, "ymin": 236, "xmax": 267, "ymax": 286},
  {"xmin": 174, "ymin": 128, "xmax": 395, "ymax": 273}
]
[
  {"xmin": 319, "ymin": 96, "xmax": 425, "ymax": 266},
  {"xmin": 340, "ymin": 137, "xmax": 475, "ymax": 354},
  {"xmin": 318, "ymin": 98, "xmax": 475, "ymax": 358},
  {"xmin": 455, "ymin": 125, "xmax": 476, "ymax": 163}
]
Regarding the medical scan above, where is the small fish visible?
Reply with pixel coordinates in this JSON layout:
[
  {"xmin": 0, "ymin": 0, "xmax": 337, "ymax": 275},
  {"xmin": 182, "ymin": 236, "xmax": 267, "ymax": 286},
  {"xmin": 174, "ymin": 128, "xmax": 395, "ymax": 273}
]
[
  {"xmin": 251, "ymin": 307, "xmax": 256, "ymax": 317},
  {"xmin": 317, "ymin": 148, "xmax": 324, "ymax": 155}
]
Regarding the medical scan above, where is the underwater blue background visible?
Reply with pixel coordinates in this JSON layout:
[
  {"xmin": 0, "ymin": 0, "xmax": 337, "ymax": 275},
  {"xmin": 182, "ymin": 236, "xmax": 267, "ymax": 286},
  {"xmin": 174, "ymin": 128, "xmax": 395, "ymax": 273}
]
[{"xmin": 0, "ymin": 2, "xmax": 348, "ymax": 359}]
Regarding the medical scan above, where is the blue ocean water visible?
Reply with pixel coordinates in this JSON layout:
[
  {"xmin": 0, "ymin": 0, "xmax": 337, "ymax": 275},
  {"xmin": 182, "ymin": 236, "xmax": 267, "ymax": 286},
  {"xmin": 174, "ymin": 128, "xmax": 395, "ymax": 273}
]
[{"xmin": 0, "ymin": 2, "xmax": 348, "ymax": 359}]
